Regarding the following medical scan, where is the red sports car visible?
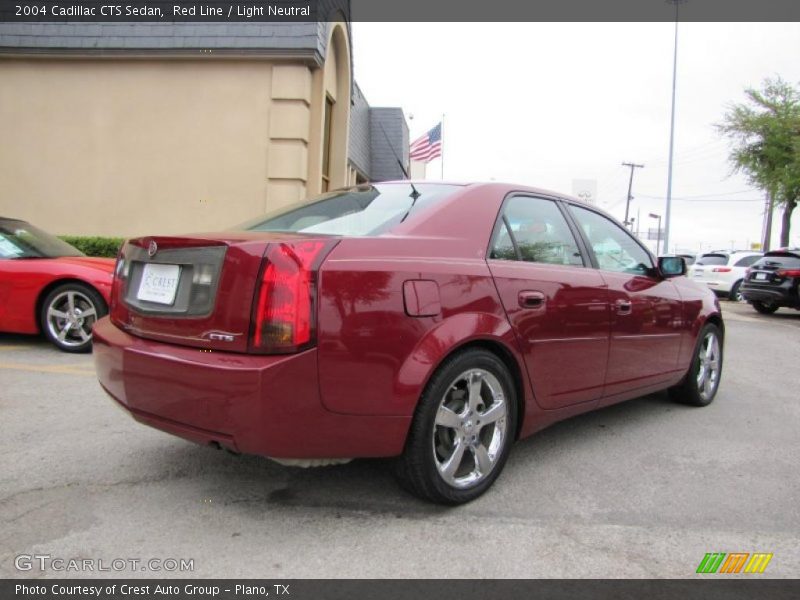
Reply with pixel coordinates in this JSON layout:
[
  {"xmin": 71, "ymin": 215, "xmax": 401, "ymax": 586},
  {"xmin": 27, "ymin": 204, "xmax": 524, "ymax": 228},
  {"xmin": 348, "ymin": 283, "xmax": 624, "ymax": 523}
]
[
  {"xmin": 93, "ymin": 182, "xmax": 724, "ymax": 504},
  {"xmin": 0, "ymin": 218, "xmax": 114, "ymax": 352}
]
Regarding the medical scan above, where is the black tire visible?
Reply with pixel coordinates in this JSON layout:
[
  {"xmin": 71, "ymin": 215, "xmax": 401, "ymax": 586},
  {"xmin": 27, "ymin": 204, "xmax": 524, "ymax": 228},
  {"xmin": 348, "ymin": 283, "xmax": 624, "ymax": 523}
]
[
  {"xmin": 40, "ymin": 282, "xmax": 107, "ymax": 353},
  {"xmin": 668, "ymin": 323, "xmax": 723, "ymax": 407},
  {"xmin": 751, "ymin": 300, "xmax": 779, "ymax": 315},
  {"xmin": 395, "ymin": 348, "xmax": 517, "ymax": 505},
  {"xmin": 729, "ymin": 280, "xmax": 744, "ymax": 302}
]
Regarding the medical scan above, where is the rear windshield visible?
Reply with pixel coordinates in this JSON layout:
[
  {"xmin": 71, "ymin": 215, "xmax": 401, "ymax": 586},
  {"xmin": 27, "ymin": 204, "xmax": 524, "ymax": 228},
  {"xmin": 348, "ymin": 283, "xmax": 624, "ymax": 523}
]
[
  {"xmin": 696, "ymin": 254, "xmax": 728, "ymax": 266},
  {"xmin": 755, "ymin": 253, "xmax": 800, "ymax": 268},
  {"xmin": 238, "ymin": 183, "xmax": 461, "ymax": 237},
  {"xmin": 0, "ymin": 220, "xmax": 84, "ymax": 259}
]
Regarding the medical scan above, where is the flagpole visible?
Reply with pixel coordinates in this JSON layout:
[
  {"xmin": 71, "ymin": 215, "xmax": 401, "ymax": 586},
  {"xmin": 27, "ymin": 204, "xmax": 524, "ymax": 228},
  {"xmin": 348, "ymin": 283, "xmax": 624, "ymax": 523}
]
[{"xmin": 440, "ymin": 114, "xmax": 445, "ymax": 180}]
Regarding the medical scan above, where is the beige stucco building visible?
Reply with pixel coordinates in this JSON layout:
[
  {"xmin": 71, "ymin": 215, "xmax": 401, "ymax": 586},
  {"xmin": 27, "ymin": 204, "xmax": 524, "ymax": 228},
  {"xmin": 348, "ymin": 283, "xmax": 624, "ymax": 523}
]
[{"xmin": 0, "ymin": 20, "xmax": 408, "ymax": 237}]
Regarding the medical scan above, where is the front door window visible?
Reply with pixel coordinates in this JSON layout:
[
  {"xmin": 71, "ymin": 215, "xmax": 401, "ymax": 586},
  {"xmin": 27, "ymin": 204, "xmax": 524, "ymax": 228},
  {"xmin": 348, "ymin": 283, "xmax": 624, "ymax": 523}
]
[{"xmin": 568, "ymin": 205, "xmax": 653, "ymax": 275}]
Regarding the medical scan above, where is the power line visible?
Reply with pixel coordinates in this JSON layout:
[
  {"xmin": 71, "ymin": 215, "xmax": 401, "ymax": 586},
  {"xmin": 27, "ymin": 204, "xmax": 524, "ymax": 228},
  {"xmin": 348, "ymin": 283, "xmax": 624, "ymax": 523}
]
[
  {"xmin": 643, "ymin": 139, "xmax": 729, "ymax": 166},
  {"xmin": 636, "ymin": 194, "xmax": 762, "ymax": 202},
  {"xmin": 674, "ymin": 198, "xmax": 762, "ymax": 202},
  {"xmin": 664, "ymin": 188, "xmax": 759, "ymax": 199}
]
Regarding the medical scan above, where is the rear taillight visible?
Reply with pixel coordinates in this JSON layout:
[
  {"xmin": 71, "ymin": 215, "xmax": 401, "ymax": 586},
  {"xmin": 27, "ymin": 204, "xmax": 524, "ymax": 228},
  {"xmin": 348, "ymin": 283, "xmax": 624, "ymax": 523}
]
[
  {"xmin": 250, "ymin": 240, "xmax": 335, "ymax": 353},
  {"xmin": 712, "ymin": 267, "xmax": 732, "ymax": 272},
  {"xmin": 109, "ymin": 249, "xmax": 128, "ymax": 317},
  {"xmin": 777, "ymin": 269, "xmax": 800, "ymax": 278}
]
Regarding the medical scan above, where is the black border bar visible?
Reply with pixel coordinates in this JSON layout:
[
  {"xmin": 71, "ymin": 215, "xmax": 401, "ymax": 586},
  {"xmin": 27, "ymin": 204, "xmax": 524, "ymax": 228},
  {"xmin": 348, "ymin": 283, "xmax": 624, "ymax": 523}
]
[
  {"xmin": 2, "ymin": 0, "xmax": 800, "ymax": 23},
  {"xmin": 4, "ymin": 579, "xmax": 800, "ymax": 600}
]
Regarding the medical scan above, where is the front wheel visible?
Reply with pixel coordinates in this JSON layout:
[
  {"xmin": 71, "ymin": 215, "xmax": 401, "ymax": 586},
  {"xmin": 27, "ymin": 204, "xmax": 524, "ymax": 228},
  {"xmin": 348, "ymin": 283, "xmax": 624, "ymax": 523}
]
[
  {"xmin": 396, "ymin": 348, "xmax": 517, "ymax": 504},
  {"xmin": 669, "ymin": 323, "xmax": 723, "ymax": 407},
  {"xmin": 40, "ymin": 283, "xmax": 107, "ymax": 353},
  {"xmin": 751, "ymin": 300, "xmax": 778, "ymax": 314}
]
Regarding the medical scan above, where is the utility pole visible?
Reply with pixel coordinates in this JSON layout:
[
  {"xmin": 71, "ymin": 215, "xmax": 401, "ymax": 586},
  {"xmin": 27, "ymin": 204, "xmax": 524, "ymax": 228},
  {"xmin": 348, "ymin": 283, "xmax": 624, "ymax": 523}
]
[
  {"xmin": 622, "ymin": 162, "xmax": 645, "ymax": 228},
  {"xmin": 664, "ymin": 0, "xmax": 688, "ymax": 254}
]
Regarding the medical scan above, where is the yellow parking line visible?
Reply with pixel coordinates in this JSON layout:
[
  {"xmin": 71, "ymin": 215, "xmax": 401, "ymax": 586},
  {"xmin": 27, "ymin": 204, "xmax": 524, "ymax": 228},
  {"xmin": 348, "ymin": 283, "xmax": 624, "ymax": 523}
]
[
  {"xmin": 0, "ymin": 345, "xmax": 33, "ymax": 351},
  {"xmin": 0, "ymin": 362, "xmax": 95, "ymax": 376}
]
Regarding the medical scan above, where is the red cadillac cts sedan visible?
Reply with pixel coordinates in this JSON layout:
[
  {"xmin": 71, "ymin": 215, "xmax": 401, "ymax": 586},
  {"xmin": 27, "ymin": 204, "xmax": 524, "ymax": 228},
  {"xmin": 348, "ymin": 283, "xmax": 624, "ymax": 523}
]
[{"xmin": 93, "ymin": 182, "xmax": 724, "ymax": 504}]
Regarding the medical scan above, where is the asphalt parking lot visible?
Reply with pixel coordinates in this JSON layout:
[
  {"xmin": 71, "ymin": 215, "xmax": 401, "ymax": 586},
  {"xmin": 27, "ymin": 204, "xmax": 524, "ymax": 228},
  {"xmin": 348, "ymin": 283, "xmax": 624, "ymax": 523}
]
[{"xmin": 1, "ymin": 302, "xmax": 799, "ymax": 579}]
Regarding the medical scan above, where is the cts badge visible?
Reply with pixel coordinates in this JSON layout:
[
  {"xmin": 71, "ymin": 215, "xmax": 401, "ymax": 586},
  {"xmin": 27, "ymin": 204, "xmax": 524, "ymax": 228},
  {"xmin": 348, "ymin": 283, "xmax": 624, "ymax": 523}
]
[{"xmin": 208, "ymin": 333, "xmax": 235, "ymax": 342}]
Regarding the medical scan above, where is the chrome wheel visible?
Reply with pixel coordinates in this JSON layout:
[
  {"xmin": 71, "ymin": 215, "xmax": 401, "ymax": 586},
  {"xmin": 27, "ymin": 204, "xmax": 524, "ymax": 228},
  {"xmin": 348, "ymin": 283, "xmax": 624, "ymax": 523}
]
[
  {"xmin": 696, "ymin": 331, "xmax": 721, "ymax": 401},
  {"xmin": 730, "ymin": 281, "xmax": 745, "ymax": 303},
  {"xmin": 397, "ymin": 348, "xmax": 517, "ymax": 503},
  {"xmin": 432, "ymin": 368, "xmax": 508, "ymax": 489},
  {"xmin": 45, "ymin": 289, "xmax": 98, "ymax": 349}
]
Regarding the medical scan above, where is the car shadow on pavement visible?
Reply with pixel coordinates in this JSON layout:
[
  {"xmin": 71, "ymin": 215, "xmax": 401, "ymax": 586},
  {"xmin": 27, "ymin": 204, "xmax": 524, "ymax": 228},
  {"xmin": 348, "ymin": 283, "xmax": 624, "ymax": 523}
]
[
  {"xmin": 762, "ymin": 310, "xmax": 800, "ymax": 321},
  {"xmin": 509, "ymin": 390, "xmax": 677, "ymax": 466},
  {"xmin": 721, "ymin": 300, "xmax": 800, "ymax": 323},
  {"xmin": 0, "ymin": 332, "xmax": 47, "ymax": 347},
  {"xmin": 137, "ymin": 441, "xmax": 446, "ymax": 517},
  {"xmin": 131, "ymin": 389, "xmax": 682, "ymax": 518}
]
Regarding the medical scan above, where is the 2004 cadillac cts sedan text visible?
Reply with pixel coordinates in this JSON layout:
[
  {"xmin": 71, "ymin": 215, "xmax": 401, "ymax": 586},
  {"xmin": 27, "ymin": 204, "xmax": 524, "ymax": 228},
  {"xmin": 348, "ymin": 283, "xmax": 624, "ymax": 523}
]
[{"xmin": 93, "ymin": 182, "xmax": 724, "ymax": 504}]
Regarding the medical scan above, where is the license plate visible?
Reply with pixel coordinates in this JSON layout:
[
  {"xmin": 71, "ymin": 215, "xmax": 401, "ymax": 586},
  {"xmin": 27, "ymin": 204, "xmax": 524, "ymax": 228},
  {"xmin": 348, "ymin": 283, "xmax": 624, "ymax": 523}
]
[
  {"xmin": 755, "ymin": 272, "xmax": 768, "ymax": 281},
  {"xmin": 137, "ymin": 263, "xmax": 181, "ymax": 305}
]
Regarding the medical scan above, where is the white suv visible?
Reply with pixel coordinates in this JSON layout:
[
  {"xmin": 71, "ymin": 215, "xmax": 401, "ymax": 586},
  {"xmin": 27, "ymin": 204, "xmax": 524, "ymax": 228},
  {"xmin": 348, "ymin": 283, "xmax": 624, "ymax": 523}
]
[{"xmin": 689, "ymin": 251, "xmax": 763, "ymax": 301}]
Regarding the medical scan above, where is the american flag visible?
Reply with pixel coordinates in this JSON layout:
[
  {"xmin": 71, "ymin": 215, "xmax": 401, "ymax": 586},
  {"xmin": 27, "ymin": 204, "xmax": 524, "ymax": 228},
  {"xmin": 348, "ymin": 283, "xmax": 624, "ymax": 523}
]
[{"xmin": 409, "ymin": 123, "xmax": 442, "ymax": 163}]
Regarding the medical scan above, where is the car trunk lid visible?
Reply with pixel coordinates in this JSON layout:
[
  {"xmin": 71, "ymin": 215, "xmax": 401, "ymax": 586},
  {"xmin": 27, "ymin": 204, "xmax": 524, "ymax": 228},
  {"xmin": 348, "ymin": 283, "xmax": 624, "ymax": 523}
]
[
  {"xmin": 747, "ymin": 253, "xmax": 800, "ymax": 286},
  {"xmin": 110, "ymin": 232, "xmax": 336, "ymax": 353}
]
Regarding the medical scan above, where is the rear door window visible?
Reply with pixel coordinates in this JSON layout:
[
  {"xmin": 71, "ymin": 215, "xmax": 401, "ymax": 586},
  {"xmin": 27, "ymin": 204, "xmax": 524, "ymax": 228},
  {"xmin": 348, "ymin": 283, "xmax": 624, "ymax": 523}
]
[
  {"xmin": 490, "ymin": 196, "xmax": 585, "ymax": 266},
  {"xmin": 734, "ymin": 255, "xmax": 762, "ymax": 267}
]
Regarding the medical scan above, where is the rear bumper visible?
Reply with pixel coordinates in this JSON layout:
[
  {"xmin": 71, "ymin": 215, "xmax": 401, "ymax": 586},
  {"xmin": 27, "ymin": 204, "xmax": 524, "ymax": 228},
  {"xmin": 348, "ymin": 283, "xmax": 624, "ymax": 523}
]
[
  {"xmin": 741, "ymin": 285, "xmax": 800, "ymax": 307},
  {"xmin": 93, "ymin": 317, "xmax": 410, "ymax": 459}
]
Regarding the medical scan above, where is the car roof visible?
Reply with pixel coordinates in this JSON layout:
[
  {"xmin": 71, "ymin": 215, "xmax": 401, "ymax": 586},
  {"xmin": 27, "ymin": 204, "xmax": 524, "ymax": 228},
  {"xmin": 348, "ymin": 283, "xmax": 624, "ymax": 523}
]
[
  {"xmin": 700, "ymin": 250, "xmax": 762, "ymax": 257},
  {"xmin": 764, "ymin": 249, "xmax": 800, "ymax": 258},
  {"xmin": 378, "ymin": 180, "xmax": 598, "ymax": 209}
]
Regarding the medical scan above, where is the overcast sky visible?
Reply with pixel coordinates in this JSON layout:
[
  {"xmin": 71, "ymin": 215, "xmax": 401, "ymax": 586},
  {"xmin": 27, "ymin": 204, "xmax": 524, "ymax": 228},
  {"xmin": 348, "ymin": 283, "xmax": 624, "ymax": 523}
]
[{"xmin": 351, "ymin": 22, "xmax": 800, "ymax": 254}]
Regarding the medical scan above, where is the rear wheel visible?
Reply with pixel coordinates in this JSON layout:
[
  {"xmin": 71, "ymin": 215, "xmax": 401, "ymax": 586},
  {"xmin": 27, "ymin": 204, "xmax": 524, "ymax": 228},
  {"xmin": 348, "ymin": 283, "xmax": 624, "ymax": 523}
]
[
  {"xmin": 729, "ymin": 280, "xmax": 745, "ymax": 302},
  {"xmin": 40, "ymin": 283, "xmax": 107, "ymax": 353},
  {"xmin": 396, "ymin": 348, "xmax": 517, "ymax": 504},
  {"xmin": 751, "ymin": 300, "xmax": 778, "ymax": 314},
  {"xmin": 669, "ymin": 323, "xmax": 723, "ymax": 407}
]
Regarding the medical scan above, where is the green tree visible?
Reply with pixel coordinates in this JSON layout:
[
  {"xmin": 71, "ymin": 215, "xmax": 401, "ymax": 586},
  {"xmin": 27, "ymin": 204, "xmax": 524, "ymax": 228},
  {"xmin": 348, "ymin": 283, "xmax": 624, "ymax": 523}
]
[{"xmin": 717, "ymin": 76, "xmax": 800, "ymax": 248}]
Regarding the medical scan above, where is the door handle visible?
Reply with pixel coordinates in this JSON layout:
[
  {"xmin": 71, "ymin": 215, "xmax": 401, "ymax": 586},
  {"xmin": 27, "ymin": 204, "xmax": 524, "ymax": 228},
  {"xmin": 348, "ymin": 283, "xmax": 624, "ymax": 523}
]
[
  {"xmin": 615, "ymin": 299, "xmax": 632, "ymax": 315},
  {"xmin": 519, "ymin": 291, "xmax": 546, "ymax": 310}
]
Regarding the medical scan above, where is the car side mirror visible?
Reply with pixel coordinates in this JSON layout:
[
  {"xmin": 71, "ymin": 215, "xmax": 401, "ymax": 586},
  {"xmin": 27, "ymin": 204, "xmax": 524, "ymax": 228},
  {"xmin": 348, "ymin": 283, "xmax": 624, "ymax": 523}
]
[{"xmin": 658, "ymin": 256, "xmax": 686, "ymax": 278}]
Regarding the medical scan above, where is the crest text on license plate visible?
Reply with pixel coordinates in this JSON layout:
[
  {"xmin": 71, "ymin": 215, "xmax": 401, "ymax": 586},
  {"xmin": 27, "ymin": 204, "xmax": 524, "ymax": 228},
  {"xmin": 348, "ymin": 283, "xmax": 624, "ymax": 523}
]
[{"xmin": 137, "ymin": 263, "xmax": 181, "ymax": 304}]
